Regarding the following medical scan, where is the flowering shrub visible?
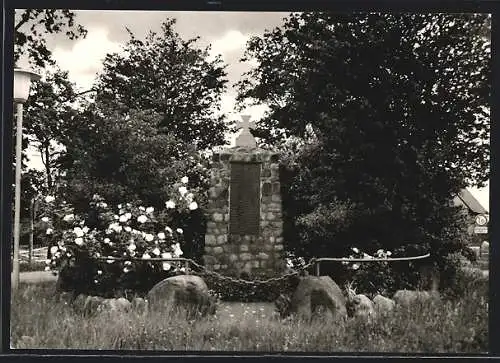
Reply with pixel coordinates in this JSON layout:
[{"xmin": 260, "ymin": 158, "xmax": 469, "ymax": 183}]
[
  {"xmin": 339, "ymin": 247, "xmax": 397, "ymax": 297},
  {"xmin": 40, "ymin": 178, "xmax": 201, "ymax": 297}
]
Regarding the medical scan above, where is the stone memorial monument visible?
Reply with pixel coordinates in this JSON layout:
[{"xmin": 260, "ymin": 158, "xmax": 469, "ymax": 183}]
[{"xmin": 203, "ymin": 115, "xmax": 285, "ymax": 278}]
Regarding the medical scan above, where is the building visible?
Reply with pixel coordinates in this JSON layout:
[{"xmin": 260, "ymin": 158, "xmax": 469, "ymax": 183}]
[{"xmin": 453, "ymin": 189, "xmax": 489, "ymax": 262}]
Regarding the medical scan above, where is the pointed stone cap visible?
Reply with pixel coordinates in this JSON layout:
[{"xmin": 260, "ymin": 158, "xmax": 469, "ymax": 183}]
[{"xmin": 235, "ymin": 115, "xmax": 257, "ymax": 148}]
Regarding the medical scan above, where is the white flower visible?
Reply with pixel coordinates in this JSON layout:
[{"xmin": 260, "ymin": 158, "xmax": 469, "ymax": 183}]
[
  {"xmin": 82, "ymin": 226, "xmax": 89, "ymax": 234},
  {"xmin": 63, "ymin": 214, "xmax": 74, "ymax": 222},
  {"xmin": 44, "ymin": 195, "xmax": 55, "ymax": 203},
  {"xmin": 41, "ymin": 217, "xmax": 50, "ymax": 223},
  {"xmin": 118, "ymin": 204, "xmax": 122, "ymax": 209},
  {"xmin": 172, "ymin": 243, "xmax": 183, "ymax": 256},
  {"xmin": 97, "ymin": 270, "xmax": 102, "ymax": 275},
  {"xmin": 45, "ymin": 259, "xmax": 51, "ymax": 264},
  {"xmin": 146, "ymin": 207, "xmax": 154, "ymax": 214},
  {"xmin": 114, "ymin": 215, "xmax": 119, "ymax": 220},
  {"xmin": 74, "ymin": 227, "xmax": 84, "ymax": 237},
  {"xmin": 352, "ymin": 247, "xmax": 359, "ymax": 254},
  {"xmin": 104, "ymin": 238, "xmax": 111, "ymax": 244},
  {"xmin": 46, "ymin": 228, "xmax": 53, "ymax": 235},
  {"xmin": 106, "ymin": 258, "xmax": 115, "ymax": 264},
  {"xmin": 50, "ymin": 246, "xmax": 58, "ymax": 254},
  {"xmin": 162, "ymin": 262, "xmax": 171, "ymax": 271},
  {"xmin": 188, "ymin": 201, "xmax": 198, "ymax": 210},
  {"xmin": 178, "ymin": 186, "xmax": 188, "ymax": 196},
  {"xmin": 137, "ymin": 215, "xmax": 148, "ymax": 223},
  {"xmin": 176, "ymin": 228, "xmax": 183, "ymax": 234},
  {"xmin": 161, "ymin": 252, "xmax": 172, "ymax": 259},
  {"xmin": 386, "ymin": 251, "xmax": 392, "ymax": 256},
  {"xmin": 152, "ymin": 247, "xmax": 161, "ymax": 256},
  {"xmin": 109, "ymin": 223, "xmax": 122, "ymax": 233},
  {"xmin": 165, "ymin": 226, "xmax": 173, "ymax": 234},
  {"xmin": 128, "ymin": 243, "xmax": 136, "ymax": 251},
  {"xmin": 165, "ymin": 200, "xmax": 176, "ymax": 209},
  {"xmin": 157, "ymin": 232, "xmax": 166, "ymax": 240},
  {"xmin": 186, "ymin": 193, "xmax": 194, "ymax": 202},
  {"xmin": 75, "ymin": 237, "xmax": 84, "ymax": 246},
  {"xmin": 125, "ymin": 212, "xmax": 132, "ymax": 219},
  {"xmin": 119, "ymin": 215, "xmax": 128, "ymax": 223},
  {"xmin": 44, "ymin": 266, "xmax": 51, "ymax": 271},
  {"xmin": 352, "ymin": 263, "xmax": 360, "ymax": 270},
  {"xmin": 123, "ymin": 267, "xmax": 131, "ymax": 273},
  {"xmin": 124, "ymin": 226, "xmax": 132, "ymax": 232},
  {"xmin": 142, "ymin": 253, "xmax": 151, "ymax": 259},
  {"xmin": 139, "ymin": 206, "xmax": 146, "ymax": 211},
  {"xmin": 181, "ymin": 176, "xmax": 189, "ymax": 184},
  {"xmin": 145, "ymin": 233, "xmax": 154, "ymax": 242},
  {"xmin": 100, "ymin": 202, "xmax": 108, "ymax": 208}
]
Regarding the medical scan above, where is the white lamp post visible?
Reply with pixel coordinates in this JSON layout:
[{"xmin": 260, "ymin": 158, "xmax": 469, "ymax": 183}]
[{"xmin": 12, "ymin": 68, "xmax": 40, "ymax": 291}]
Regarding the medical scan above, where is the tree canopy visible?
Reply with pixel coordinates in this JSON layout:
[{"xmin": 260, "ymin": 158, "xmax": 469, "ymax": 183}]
[
  {"xmin": 92, "ymin": 18, "xmax": 229, "ymax": 150},
  {"xmin": 15, "ymin": 9, "xmax": 87, "ymax": 68},
  {"xmin": 237, "ymin": 12, "xmax": 490, "ymax": 264}
]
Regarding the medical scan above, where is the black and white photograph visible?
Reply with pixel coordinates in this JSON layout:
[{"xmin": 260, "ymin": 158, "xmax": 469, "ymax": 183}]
[{"xmin": 8, "ymin": 8, "xmax": 490, "ymax": 353}]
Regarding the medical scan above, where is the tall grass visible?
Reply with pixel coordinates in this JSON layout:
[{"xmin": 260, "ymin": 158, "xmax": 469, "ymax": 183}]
[{"xmin": 10, "ymin": 272, "xmax": 488, "ymax": 353}]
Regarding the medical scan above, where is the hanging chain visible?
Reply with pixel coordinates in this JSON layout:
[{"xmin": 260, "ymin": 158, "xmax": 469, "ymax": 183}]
[
  {"xmin": 93, "ymin": 255, "xmax": 317, "ymax": 288},
  {"xmin": 91, "ymin": 252, "xmax": 430, "ymax": 289}
]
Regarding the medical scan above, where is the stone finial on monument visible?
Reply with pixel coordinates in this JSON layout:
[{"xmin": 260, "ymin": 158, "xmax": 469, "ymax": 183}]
[{"xmin": 235, "ymin": 115, "xmax": 257, "ymax": 148}]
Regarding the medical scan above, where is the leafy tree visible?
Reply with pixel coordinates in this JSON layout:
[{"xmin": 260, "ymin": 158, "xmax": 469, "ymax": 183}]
[
  {"xmin": 92, "ymin": 18, "xmax": 229, "ymax": 150},
  {"xmin": 15, "ymin": 9, "xmax": 87, "ymax": 68},
  {"xmin": 237, "ymin": 12, "xmax": 490, "ymax": 286},
  {"xmin": 23, "ymin": 69, "xmax": 78, "ymax": 194},
  {"xmin": 59, "ymin": 106, "xmax": 210, "ymax": 261},
  {"xmin": 60, "ymin": 105, "xmax": 210, "ymax": 208}
]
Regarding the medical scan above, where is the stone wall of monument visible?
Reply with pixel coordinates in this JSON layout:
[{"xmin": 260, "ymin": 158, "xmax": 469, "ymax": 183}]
[{"xmin": 203, "ymin": 146, "xmax": 285, "ymax": 279}]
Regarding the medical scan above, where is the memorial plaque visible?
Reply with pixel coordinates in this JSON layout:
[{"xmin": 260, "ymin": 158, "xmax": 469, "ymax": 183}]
[{"xmin": 230, "ymin": 162, "xmax": 261, "ymax": 235}]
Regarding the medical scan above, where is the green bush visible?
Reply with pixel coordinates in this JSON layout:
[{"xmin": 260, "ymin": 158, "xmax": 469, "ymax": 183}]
[{"xmin": 41, "ymin": 179, "xmax": 202, "ymax": 297}]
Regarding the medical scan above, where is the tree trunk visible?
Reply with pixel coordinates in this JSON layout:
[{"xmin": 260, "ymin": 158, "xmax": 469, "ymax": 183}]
[
  {"xmin": 45, "ymin": 146, "xmax": 52, "ymax": 190},
  {"xmin": 28, "ymin": 198, "xmax": 36, "ymax": 266}
]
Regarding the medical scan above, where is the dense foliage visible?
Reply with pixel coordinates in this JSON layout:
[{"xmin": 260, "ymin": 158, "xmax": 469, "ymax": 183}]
[
  {"xmin": 92, "ymin": 18, "xmax": 229, "ymax": 150},
  {"xmin": 237, "ymin": 12, "xmax": 490, "ymax": 288},
  {"xmin": 15, "ymin": 9, "xmax": 87, "ymax": 68},
  {"xmin": 42, "ymin": 179, "xmax": 201, "ymax": 296}
]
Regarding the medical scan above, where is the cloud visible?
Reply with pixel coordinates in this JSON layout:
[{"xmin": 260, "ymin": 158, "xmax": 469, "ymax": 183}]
[
  {"xmin": 52, "ymin": 27, "xmax": 123, "ymax": 91},
  {"xmin": 209, "ymin": 30, "xmax": 251, "ymax": 61}
]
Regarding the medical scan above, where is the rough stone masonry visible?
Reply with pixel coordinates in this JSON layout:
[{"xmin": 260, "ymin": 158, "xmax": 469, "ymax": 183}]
[{"xmin": 203, "ymin": 116, "xmax": 285, "ymax": 278}]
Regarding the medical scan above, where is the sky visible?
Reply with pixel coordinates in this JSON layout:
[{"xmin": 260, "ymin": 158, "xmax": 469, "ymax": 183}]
[{"xmin": 15, "ymin": 10, "xmax": 490, "ymax": 211}]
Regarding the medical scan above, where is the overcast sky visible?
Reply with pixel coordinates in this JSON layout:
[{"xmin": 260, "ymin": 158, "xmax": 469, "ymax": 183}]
[{"xmin": 16, "ymin": 10, "xmax": 489, "ymax": 211}]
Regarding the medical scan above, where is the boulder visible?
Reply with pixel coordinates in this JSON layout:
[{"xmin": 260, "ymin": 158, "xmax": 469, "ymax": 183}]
[
  {"xmin": 373, "ymin": 294, "xmax": 395, "ymax": 315},
  {"xmin": 132, "ymin": 297, "xmax": 148, "ymax": 313},
  {"xmin": 289, "ymin": 276, "xmax": 347, "ymax": 321},
  {"xmin": 97, "ymin": 297, "xmax": 132, "ymax": 314},
  {"xmin": 147, "ymin": 275, "xmax": 216, "ymax": 318},
  {"xmin": 393, "ymin": 289, "xmax": 440, "ymax": 307},
  {"xmin": 72, "ymin": 294, "xmax": 89, "ymax": 314},
  {"xmin": 347, "ymin": 294, "xmax": 376, "ymax": 319},
  {"xmin": 71, "ymin": 294, "xmax": 106, "ymax": 315}
]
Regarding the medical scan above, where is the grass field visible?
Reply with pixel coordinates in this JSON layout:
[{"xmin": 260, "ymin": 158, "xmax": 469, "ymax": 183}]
[{"xmin": 10, "ymin": 269, "xmax": 488, "ymax": 353}]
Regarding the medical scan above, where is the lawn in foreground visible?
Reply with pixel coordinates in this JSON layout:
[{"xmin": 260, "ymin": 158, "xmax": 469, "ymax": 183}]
[{"xmin": 10, "ymin": 279, "xmax": 488, "ymax": 353}]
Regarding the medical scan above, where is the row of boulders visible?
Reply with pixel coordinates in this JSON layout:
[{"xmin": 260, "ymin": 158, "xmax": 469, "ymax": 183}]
[
  {"xmin": 57, "ymin": 273, "xmax": 440, "ymax": 321},
  {"xmin": 58, "ymin": 275, "xmax": 217, "ymax": 318},
  {"xmin": 275, "ymin": 275, "xmax": 441, "ymax": 321}
]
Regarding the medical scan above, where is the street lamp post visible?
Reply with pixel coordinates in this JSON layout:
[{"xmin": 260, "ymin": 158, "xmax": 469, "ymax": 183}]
[{"xmin": 12, "ymin": 68, "xmax": 40, "ymax": 291}]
